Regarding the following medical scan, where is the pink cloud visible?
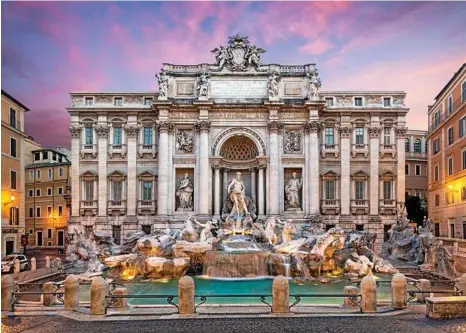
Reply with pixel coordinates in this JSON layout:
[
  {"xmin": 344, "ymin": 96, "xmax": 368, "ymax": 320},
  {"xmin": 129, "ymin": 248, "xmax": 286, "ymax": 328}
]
[{"xmin": 299, "ymin": 38, "xmax": 333, "ymax": 55}]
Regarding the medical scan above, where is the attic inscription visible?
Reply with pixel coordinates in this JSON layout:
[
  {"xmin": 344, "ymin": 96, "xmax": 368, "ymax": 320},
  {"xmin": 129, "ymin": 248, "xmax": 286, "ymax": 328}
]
[{"xmin": 210, "ymin": 79, "xmax": 268, "ymax": 98}]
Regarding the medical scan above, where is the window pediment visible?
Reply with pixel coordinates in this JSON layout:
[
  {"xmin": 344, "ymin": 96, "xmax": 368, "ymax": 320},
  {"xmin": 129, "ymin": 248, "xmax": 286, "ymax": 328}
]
[
  {"xmin": 321, "ymin": 170, "xmax": 340, "ymax": 180},
  {"xmin": 81, "ymin": 170, "xmax": 98, "ymax": 180},
  {"xmin": 380, "ymin": 170, "xmax": 396, "ymax": 180},
  {"xmin": 138, "ymin": 171, "xmax": 157, "ymax": 180},
  {"xmin": 352, "ymin": 170, "xmax": 369, "ymax": 180},
  {"xmin": 108, "ymin": 170, "xmax": 126, "ymax": 180}
]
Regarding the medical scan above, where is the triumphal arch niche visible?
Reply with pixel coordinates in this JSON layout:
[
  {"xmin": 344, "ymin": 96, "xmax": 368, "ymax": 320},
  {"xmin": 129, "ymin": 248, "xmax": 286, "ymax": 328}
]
[{"xmin": 155, "ymin": 33, "xmax": 324, "ymax": 226}]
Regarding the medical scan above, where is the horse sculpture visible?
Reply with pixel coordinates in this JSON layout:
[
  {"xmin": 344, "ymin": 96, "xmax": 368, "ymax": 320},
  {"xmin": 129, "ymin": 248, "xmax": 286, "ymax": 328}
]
[{"xmin": 264, "ymin": 217, "xmax": 279, "ymax": 246}]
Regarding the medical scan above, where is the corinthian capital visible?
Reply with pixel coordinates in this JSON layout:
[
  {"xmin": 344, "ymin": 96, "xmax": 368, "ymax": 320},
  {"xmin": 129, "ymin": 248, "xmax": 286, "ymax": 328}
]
[
  {"xmin": 338, "ymin": 126, "xmax": 353, "ymax": 138},
  {"xmin": 157, "ymin": 121, "xmax": 174, "ymax": 134},
  {"xmin": 395, "ymin": 126, "xmax": 408, "ymax": 138},
  {"xmin": 95, "ymin": 125, "xmax": 109, "ymax": 138},
  {"xmin": 368, "ymin": 126, "xmax": 381, "ymax": 138},
  {"xmin": 125, "ymin": 125, "xmax": 140, "ymax": 137},
  {"xmin": 195, "ymin": 120, "xmax": 211, "ymax": 133},
  {"xmin": 304, "ymin": 121, "xmax": 321, "ymax": 133},
  {"xmin": 267, "ymin": 121, "xmax": 283, "ymax": 133},
  {"xmin": 69, "ymin": 125, "xmax": 82, "ymax": 138}
]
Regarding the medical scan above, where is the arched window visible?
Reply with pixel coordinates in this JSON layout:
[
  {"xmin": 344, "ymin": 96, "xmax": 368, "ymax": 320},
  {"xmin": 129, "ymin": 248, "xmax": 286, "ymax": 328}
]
[
  {"xmin": 405, "ymin": 138, "xmax": 410, "ymax": 152},
  {"xmin": 414, "ymin": 139, "xmax": 421, "ymax": 153}
]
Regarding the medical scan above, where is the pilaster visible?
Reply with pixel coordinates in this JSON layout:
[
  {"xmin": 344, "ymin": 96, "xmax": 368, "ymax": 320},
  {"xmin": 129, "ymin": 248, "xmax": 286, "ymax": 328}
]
[
  {"xmin": 305, "ymin": 121, "xmax": 321, "ymax": 215},
  {"xmin": 125, "ymin": 124, "xmax": 139, "ymax": 216},
  {"xmin": 96, "ymin": 124, "xmax": 108, "ymax": 217},
  {"xmin": 196, "ymin": 120, "xmax": 211, "ymax": 216},
  {"xmin": 70, "ymin": 126, "xmax": 82, "ymax": 217},
  {"xmin": 268, "ymin": 121, "xmax": 283, "ymax": 215},
  {"xmin": 369, "ymin": 126, "xmax": 381, "ymax": 215},
  {"xmin": 339, "ymin": 126, "xmax": 352, "ymax": 215},
  {"xmin": 396, "ymin": 126, "xmax": 407, "ymax": 211},
  {"xmin": 157, "ymin": 121, "xmax": 173, "ymax": 216}
]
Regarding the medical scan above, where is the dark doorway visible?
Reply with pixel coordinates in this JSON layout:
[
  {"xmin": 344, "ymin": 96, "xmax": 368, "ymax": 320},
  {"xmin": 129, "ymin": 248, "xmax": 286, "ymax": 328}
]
[
  {"xmin": 356, "ymin": 225, "xmax": 364, "ymax": 231},
  {"xmin": 37, "ymin": 231, "xmax": 43, "ymax": 246},
  {"xmin": 112, "ymin": 226, "xmax": 121, "ymax": 245},
  {"xmin": 57, "ymin": 230, "xmax": 64, "ymax": 247},
  {"xmin": 434, "ymin": 223, "xmax": 440, "ymax": 237},
  {"xmin": 5, "ymin": 240, "xmax": 14, "ymax": 255},
  {"xmin": 142, "ymin": 225, "xmax": 151, "ymax": 235},
  {"xmin": 384, "ymin": 225, "xmax": 391, "ymax": 242},
  {"xmin": 326, "ymin": 224, "xmax": 335, "ymax": 231}
]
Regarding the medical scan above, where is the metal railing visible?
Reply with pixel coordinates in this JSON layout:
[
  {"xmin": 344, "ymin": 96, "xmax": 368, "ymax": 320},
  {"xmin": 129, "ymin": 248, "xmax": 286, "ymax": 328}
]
[
  {"xmin": 194, "ymin": 294, "xmax": 272, "ymax": 312},
  {"xmin": 104, "ymin": 294, "xmax": 179, "ymax": 314},
  {"xmin": 289, "ymin": 293, "xmax": 362, "ymax": 312}
]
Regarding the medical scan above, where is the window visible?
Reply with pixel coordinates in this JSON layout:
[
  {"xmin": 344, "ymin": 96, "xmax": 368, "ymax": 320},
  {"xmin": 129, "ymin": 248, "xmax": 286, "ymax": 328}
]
[
  {"xmin": 29, "ymin": 170, "xmax": 34, "ymax": 180},
  {"xmin": 114, "ymin": 97, "xmax": 123, "ymax": 106},
  {"xmin": 10, "ymin": 170, "xmax": 16, "ymax": 189},
  {"xmin": 142, "ymin": 181, "xmax": 152, "ymax": 200},
  {"xmin": 355, "ymin": 225, "xmax": 364, "ymax": 231},
  {"xmin": 37, "ymin": 169, "xmax": 41, "ymax": 179},
  {"xmin": 433, "ymin": 138, "xmax": 439, "ymax": 155},
  {"xmin": 460, "ymin": 117, "xmax": 466, "ymax": 138},
  {"xmin": 448, "ymin": 127, "xmax": 454, "ymax": 145},
  {"xmin": 435, "ymin": 194, "xmax": 440, "ymax": 206},
  {"xmin": 415, "ymin": 164, "xmax": 421, "ymax": 176},
  {"xmin": 143, "ymin": 127, "xmax": 152, "ymax": 145},
  {"xmin": 10, "ymin": 138, "xmax": 17, "ymax": 157},
  {"xmin": 405, "ymin": 138, "xmax": 410, "ymax": 152},
  {"xmin": 463, "ymin": 150, "xmax": 466, "ymax": 170},
  {"xmin": 434, "ymin": 111, "xmax": 440, "ymax": 127},
  {"xmin": 112, "ymin": 226, "xmax": 121, "ymax": 245},
  {"xmin": 434, "ymin": 165, "xmax": 439, "ymax": 181},
  {"xmin": 448, "ymin": 96, "xmax": 453, "ymax": 114},
  {"xmin": 9, "ymin": 207, "xmax": 18, "ymax": 225},
  {"xmin": 28, "ymin": 189, "xmax": 33, "ymax": 197},
  {"xmin": 405, "ymin": 164, "xmax": 409, "ymax": 175},
  {"xmin": 9, "ymin": 108, "xmax": 16, "ymax": 128},
  {"xmin": 43, "ymin": 151, "xmax": 48, "ymax": 159},
  {"xmin": 48, "ymin": 168, "xmax": 52, "ymax": 178},
  {"xmin": 47, "ymin": 188, "xmax": 52, "ymax": 196},
  {"xmin": 112, "ymin": 181, "xmax": 122, "ymax": 201},
  {"xmin": 449, "ymin": 222, "xmax": 455, "ymax": 238},
  {"xmin": 37, "ymin": 231, "xmax": 43, "ymax": 246},
  {"xmin": 354, "ymin": 97, "xmax": 363, "ymax": 106},
  {"xmin": 58, "ymin": 206, "xmax": 63, "ymax": 217},
  {"xmin": 47, "ymin": 228, "xmax": 52, "ymax": 239},
  {"xmin": 47, "ymin": 206, "xmax": 52, "ymax": 216},
  {"xmin": 36, "ymin": 189, "xmax": 41, "ymax": 196},
  {"xmin": 462, "ymin": 187, "xmax": 466, "ymax": 201},
  {"xmin": 325, "ymin": 128, "xmax": 334, "ymax": 145},
  {"xmin": 355, "ymin": 181, "xmax": 364, "ymax": 200},
  {"xmin": 85, "ymin": 97, "xmax": 93, "ymax": 105},
  {"xmin": 463, "ymin": 81, "xmax": 466, "ymax": 102},
  {"xmin": 59, "ymin": 168, "xmax": 63, "ymax": 177},
  {"xmin": 29, "ymin": 208, "xmax": 33, "ymax": 218},
  {"xmin": 463, "ymin": 223, "xmax": 466, "ymax": 240},
  {"xmin": 414, "ymin": 139, "xmax": 421, "ymax": 153},
  {"xmin": 383, "ymin": 181, "xmax": 392, "ymax": 200},
  {"xmin": 142, "ymin": 225, "xmax": 151, "ymax": 235},
  {"xmin": 85, "ymin": 127, "xmax": 93, "ymax": 145},
  {"xmin": 383, "ymin": 127, "xmax": 391, "ymax": 144},
  {"xmin": 325, "ymin": 181, "xmax": 335, "ymax": 200},
  {"xmin": 448, "ymin": 156, "xmax": 453, "ymax": 176},
  {"xmin": 52, "ymin": 153, "xmax": 57, "ymax": 161},
  {"xmin": 57, "ymin": 230, "xmax": 65, "ymax": 247},
  {"xmin": 325, "ymin": 98, "xmax": 334, "ymax": 107},
  {"xmin": 355, "ymin": 127, "xmax": 364, "ymax": 144},
  {"xmin": 113, "ymin": 127, "xmax": 122, "ymax": 145},
  {"xmin": 58, "ymin": 187, "xmax": 63, "ymax": 195},
  {"xmin": 84, "ymin": 181, "xmax": 94, "ymax": 201},
  {"xmin": 36, "ymin": 207, "xmax": 41, "ymax": 217},
  {"xmin": 144, "ymin": 97, "xmax": 153, "ymax": 106},
  {"xmin": 383, "ymin": 97, "xmax": 391, "ymax": 107}
]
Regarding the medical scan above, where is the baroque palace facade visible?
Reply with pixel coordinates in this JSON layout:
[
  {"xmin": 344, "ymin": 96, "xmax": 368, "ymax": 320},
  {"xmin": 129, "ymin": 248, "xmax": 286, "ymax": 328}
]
[{"xmin": 67, "ymin": 35, "xmax": 408, "ymax": 250}]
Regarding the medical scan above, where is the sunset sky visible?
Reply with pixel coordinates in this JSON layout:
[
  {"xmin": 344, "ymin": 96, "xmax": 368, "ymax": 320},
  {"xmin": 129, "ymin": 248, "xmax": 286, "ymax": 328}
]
[{"xmin": 2, "ymin": 1, "xmax": 466, "ymax": 148}]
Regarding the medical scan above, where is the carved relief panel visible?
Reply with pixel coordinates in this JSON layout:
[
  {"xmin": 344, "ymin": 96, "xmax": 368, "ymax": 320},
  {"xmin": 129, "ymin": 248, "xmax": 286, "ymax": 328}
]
[
  {"xmin": 176, "ymin": 129, "xmax": 194, "ymax": 153},
  {"xmin": 284, "ymin": 130, "xmax": 302, "ymax": 154}
]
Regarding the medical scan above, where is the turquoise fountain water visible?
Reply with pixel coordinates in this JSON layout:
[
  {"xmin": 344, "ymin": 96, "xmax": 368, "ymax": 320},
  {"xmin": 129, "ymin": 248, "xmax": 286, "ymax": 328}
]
[{"xmin": 79, "ymin": 274, "xmax": 393, "ymax": 305}]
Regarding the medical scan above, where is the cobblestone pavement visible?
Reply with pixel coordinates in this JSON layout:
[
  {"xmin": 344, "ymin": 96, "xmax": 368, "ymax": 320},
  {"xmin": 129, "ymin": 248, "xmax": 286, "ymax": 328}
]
[{"xmin": 2, "ymin": 314, "xmax": 466, "ymax": 333}]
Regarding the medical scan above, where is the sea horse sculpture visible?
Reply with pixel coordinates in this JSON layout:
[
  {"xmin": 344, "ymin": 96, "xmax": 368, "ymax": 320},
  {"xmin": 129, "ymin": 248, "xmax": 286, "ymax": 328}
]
[
  {"xmin": 264, "ymin": 217, "xmax": 279, "ymax": 246},
  {"xmin": 277, "ymin": 218, "xmax": 296, "ymax": 243},
  {"xmin": 179, "ymin": 215, "xmax": 199, "ymax": 242}
]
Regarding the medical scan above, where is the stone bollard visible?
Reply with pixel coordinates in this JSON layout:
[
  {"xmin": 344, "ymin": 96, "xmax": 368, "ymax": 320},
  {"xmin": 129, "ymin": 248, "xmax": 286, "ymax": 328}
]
[
  {"xmin": 1, "ymin": 275, "xmax": 15, "ymax": 311},
  {"xmin": 178, "ymin": 276, "xmax": 195, "ymax": 315},
  {"xmin": 64, "ymin": 274, "xmax": 80, "ymax": 311},
  {"xmin": 112, "ymin": 287, "xmax": 128, "ymax": 309},
  {"xmin": 31, "ymin": 257, "xmax": 36, "ymax": 271},
  {"xmin": 391, "ymin": 273, "xmax": 407, "ymax": 309},
  {"xmin": 343, "ymin": 285, "xmax": 359, "ymax": 307},
  {"xmin": 417, "ymin": 279, "xmax": 431, "ymax": 303},
  {"xmin": 361, "ymin": 275, "xmax": 377, "ymax": 313},
  {"xmin": 14, "ymin": 259, "xmax": 21, "ymax": 273},
  {"xmin": 272, "ymin": 275, "xmax": 290, "ymax": 313},
  {"xmin": 457, "ymin": 273, "xmax": 466, "ymax": 296},
  {"xmin": 90, "ymin": 277, "xmax": 109, "ymax": 315},
  {"xmin": 43, "ymin": 282, "xmax": 56, "ymax": 306},
  {"xmin": 45, "ymin": 256, "xmax": 51, "ymax": 268}
]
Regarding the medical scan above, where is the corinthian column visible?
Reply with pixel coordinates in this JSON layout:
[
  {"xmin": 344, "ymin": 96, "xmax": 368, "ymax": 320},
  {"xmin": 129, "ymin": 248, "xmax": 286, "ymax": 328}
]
[
  {"xmin": 396, "ymin": 126, "xmax": 407, "ymax": 211},
  {"xmin": 306, "ymin": 121, "xmax": 321, "ymax": 215},
  {"xmin": 125, "ymin": 125, "xmax": 139, "ymax": 216},
  {"xmin": 196, "ymin": 121, "xmax": 211, "ymax": 215},
  {"xmin": 69, "ymin": 126, "xmax": 81, "ymax": 217},
  {"xmin": 157, "ymin": 121, "xmax": 172, "ymax": 216},
  {"xmin": 95, "ymin": 124, "xmax": 109, "ymax": 217},
  {"xmin": 213, "ymin": 166, "xmax": 221, "ymax": 217},
  {"xmin": 369, "ymin": 126, "xmax": 381, "ymax": 215},
  {"xmin": 257, "ymin": 165, "xmax": 265, "ymax": 216},
  {"xmin": 268, "ymin": 121, "xmax": 282, "ymax": 215},
  {"xmin": 339, "ymin": 126, "xmax": 352, "ymax": 215}
]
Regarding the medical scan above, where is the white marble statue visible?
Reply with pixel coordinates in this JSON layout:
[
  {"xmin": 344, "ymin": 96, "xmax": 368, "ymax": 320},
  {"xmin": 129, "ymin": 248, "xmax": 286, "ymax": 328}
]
[
  {"xmin": 194, "ymin": 218, "xmax": 217, "ymax": 243},
  {"xmin": 211, "ymin": 45, "xmax": 227, "ymax": 70},
  {"xmin": 176, "ymin": 173, "xmax": 194, "ymax": 210},
  {"xmin": 268, "ymin": 71, "xmax": 280, "ymax": 97},
  {"xmin": 197, "ymin": 72, "xmax": 210, "ymax": 99},
  {"xmin": 277, "ymin": 218, "xmax": 296, "ymax": 243},
  {"xmin": 264, "ymin": 217, "xmax": 279, "ymax": 246},
  {"xmin": 227, "ymin": 172, "xmax": 249, "ymax": 217},
  {"xmin": 157, "ymin": 71, "xmax": 169, "ymax": 98},
  {"xmin": 285, "ymin": 172, "xmax": 302, "ymax": 210},
  {"xmin": 306, "ymin": 71, "xmax": 321, "ymax": 100},
  {"xmin": 179, "ymin": 215, "xmax": 199, "ymax": 242}
]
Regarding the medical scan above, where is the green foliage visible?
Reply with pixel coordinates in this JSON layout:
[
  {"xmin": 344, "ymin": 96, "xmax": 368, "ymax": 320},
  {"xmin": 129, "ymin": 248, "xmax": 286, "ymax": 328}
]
[{"xmin": 405, "ymin": 194, "xmax": 427, "ymax": 226}]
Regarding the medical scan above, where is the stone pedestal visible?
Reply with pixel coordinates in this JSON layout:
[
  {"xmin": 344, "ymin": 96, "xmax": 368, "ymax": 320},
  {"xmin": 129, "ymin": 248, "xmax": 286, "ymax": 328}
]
[
  {"xmin": 343, "ymin": 286, "xmax": 359, "ymax": 307},
  {"xmin": 45, "ymin": 256, "xmax": 51, "ymax": 268},
  {"xmin": 391, "ymin": 273, "xmax": 407, "ymax": 309},
  {"xmin": 43, "ymin": 282, "xmax": 56, "ymax": 306},
  {"xmin": 31, "ymin": 257, "xmax": 36, "ymax": 271},
  {"xmin": 65, "ymin": 274, "xmax": 80, "ymax": 311},
  {"xmin": 90, "ymin": 277, "xmax": 109, "ymax": 315},
  {"xmin": 112, "ymin": 287, "xmax": 128, "ymax": 309},
  {"xmin": 1, "ymin": 275, "xmax": 14, "ymax": 311},
  {"xmin": 14, "ymin": 259, "xmax": 20, "ymax": 273},
  {"xmin": 361, "ymin": 275, "xmax": 377, "ymax": 313},
  {"xmin": 272, "ymin": 275, "xmax": 289, "ymax": 313},
  {"xmin": 178, "ymin": 276, "xmax": 195, "ymax": 315}
]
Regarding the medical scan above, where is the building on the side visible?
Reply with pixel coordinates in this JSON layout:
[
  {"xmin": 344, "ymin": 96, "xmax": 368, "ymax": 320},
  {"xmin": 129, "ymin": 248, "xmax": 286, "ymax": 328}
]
[
  {"xmin": 404, "ymin": 129, "xmax": 428, "ymax": 206},
  {"xmin": 427, "ymin": 63, "xmax": 466, "ymax": 240},
  {"xmin": 1, "ymin": 90, "xmax": 31, "ymax": 255},
  {"xmin": 25, "ymin": 148, "xmax": 71, "ymax": 255},
  {"xmin": 67, "ymin": 35, "xmax": 409, "ymax": 251},
  {"xmin": 24, "ymin": 136, "xmax": 43, "ymax": 165}
]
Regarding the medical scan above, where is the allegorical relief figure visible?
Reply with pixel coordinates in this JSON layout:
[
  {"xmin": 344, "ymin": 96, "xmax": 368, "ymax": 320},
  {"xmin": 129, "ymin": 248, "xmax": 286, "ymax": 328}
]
[
  {"xmin": 176, "ymin": 130, "xmax": 194, "ymax": 153},
  {"xmin": 176, "ymin": 173, "xmax": 194, "ymax": 211},
  {"xmin": 284, "ymin": 131, "xmax": 301, "ymax": 153},
  {"xmin": 227, "ymin": 172, "xmax": 249, "ymax": 217},
  {"xmin": 268, "ymin": 71, "xmax": 280, "ymax": 98},
  {"xmin": 306, "ymin": 70, "xmax": 322, "ymax": 100},
  {"xmin": 285, "ymin": 172, "xmax": 302, "ymax": 210}
]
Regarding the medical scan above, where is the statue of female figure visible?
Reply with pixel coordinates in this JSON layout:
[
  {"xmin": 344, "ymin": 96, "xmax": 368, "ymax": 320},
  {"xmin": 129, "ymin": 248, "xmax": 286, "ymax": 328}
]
[
  {"xmin": 176, "ymin": 173, "xmax": 194, "ymax": 210},
  {"xmin": 285, "ymin": 172, "xmax": 302, "ymax": 209}
]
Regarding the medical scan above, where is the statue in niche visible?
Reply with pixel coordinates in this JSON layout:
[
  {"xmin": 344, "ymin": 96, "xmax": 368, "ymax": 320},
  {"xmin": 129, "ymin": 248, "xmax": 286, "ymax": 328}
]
[
  {"xmin": 306, "ymin": 70, "xmax": 321, "ymax": 100},
  {"xmin": 176, "ymin": 130, "xmax": 194, "ymax": 153},
  {"xmin": 227, "ymin": 172, "xmax": 249, "ymax": 218},
  {"xmin": 285, "ymin": 172, "xmax": 302, "ymax": 210},
  {"xmin": 197, "ymin": 72, "xmax": 210, "ymax": 99},
  {"xmin": 176, "ymin": 173, "xmax": 194, "ymax": 211},
  {"xmin": 268, "ymin": 71, "xmax": 280, "ymax": 97},
  {"xmin": 156, "ymin": 70, "xmax": 169, "ymax": 98},
  {"xmin": 284, "ymin": 131, "xmax": 301, "ymax": 153}
]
